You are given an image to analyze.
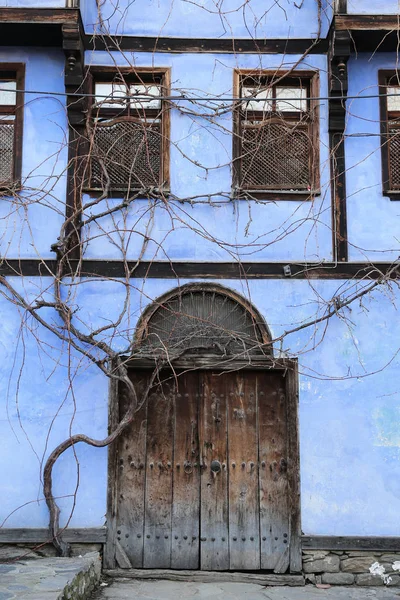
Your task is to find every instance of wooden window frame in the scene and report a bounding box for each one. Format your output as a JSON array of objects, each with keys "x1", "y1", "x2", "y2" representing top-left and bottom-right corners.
[
  {"x1": 379, "y1": 70, "x2": 400, "y2": 199},
  {"x1": 233, "y1": 69, "x2": 320, "y2": 200},
  {"x1": 0, "y1": 63, "x2": 24, "y2": 189},
  {"x1": 85, "y1": 67, "x2": 170, "y2": 197}
]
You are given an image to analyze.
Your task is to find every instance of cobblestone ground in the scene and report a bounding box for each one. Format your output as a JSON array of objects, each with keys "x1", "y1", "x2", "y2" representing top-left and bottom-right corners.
[
  {"x1": 93, "y1": 579, "x2": 400, "y2": 600},
  {"x1": 0, "y1": 553, "x2": 101, "y2": 600}
]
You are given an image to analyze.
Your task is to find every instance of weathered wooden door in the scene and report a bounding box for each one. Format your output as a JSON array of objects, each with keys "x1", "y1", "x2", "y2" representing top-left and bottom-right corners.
[{"x1": 115, "y1": 369, "x2": 294, "y2": 572}]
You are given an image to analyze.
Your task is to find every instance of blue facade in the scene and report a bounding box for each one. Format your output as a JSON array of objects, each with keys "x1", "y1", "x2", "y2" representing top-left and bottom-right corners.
[
  {"x1": 81, "y1": 0, "x2": 332, "y2": 39},
  {"x1": 0, "y1": 47, "x2": 67, "y2": 259},
  {"x1": 346, "y1": 53, "x2": 400, "y2": 262},
  {"x1": 83, "y1": 51, "x2": 331, "y2": 262},
  {"x1": 2, "y1": 277, "x2": 400, "y2": 535},
  {"x1": 0, "y1": 0, "x2": 400, "y2": 548},
  {"x1": 347, "y1": 1, "x2": 400, "y2": 14}
]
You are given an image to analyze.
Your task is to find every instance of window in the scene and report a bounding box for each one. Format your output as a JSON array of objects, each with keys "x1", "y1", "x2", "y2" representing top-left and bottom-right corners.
[
  {"x1": 379, "y1": 71, "x2": 400, "y2": 197},
  {"x1": 233, "y1": 70, "x2": 319, "y2": 198},
  {"x1": 88, "y1": 69, "x2": 169, "y2": 193},
  {"x1": 0, "y1": 65, "x2": 24, "y2": 187}
]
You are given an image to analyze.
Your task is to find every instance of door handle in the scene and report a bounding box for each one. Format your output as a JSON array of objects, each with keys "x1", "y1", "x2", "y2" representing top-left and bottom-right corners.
[
  {"x1": 184, "y1": 461, "x2": 193, "y2": 474},
  {"x1": 210, "y1": 460, "x2": 222, "y2": 473}
]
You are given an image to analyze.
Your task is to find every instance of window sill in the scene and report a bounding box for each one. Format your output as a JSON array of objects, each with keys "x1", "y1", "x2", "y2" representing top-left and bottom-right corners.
[
  {"x1": 383, "y1": 190, "x2": 400, "y2": 200},
  {"x1": 233, "y1": 189, "x2": 321, "y2": 201},
  {"x1": 83, "y1": 186, "x2": 170, "y2": 199}
]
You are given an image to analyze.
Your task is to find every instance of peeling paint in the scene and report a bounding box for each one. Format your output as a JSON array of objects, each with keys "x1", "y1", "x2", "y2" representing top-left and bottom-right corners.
[{"x1": 373, "y1": 405, "x2": 400, "y2": 448}]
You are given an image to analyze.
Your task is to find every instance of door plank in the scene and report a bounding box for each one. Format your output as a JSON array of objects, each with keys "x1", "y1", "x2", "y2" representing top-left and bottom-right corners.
[
  {"x1": 115, "y1": 539, "x2": 133, "y2": 568},
  {"x1": 143, "y1": 374, "x2": 175, "y2": 568},
  {"x1": 258, "y1": 372, "x2": 290, "y2": 572},
  {"x1": 199, "y1": 371, "x2": 229, "y2": 570},
  {"x1": 171, "y1": 372, "x2": 200, "y2": 569},
  {"x1": 286, "y1": 363, "x2": 302, "y2": 573},
  {"x1": 228, "y1": 372, "x2": 260, "y2": 570},
  {"x1": 116, "y1": 372, "x2": 149, "y2": 568}
]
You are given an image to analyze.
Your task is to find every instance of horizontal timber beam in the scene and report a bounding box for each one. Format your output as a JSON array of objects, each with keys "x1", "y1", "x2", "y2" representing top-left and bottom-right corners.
[
  {"x1": 0, "y1": 8, "x2": 79, "y2": 25},
  {"x1": 333, "y1": 16, "x2": 400, "y2": 53},
  {"x1": 0, "y1": 8, "x2": 81, "y2": 24},
  {"x1": 302, "y1": 536, "x2": 400, "y2": 552},
  {"x1": 1, "y1": 260, "x2": 399, "y2": 279},
  {"x1": 84, "y1": 35, "x2": 328, "y2": 54},
  {"x1": 104, "y1": 569, "x2": 304, "y2": 586},
  {"x1": 0, "y1": 8, "x2": 81, "y2": 47},
  {"x1": 335, "y1": 15, "x2": 400, "y2": 31},
  {"x1": 0, "y1": 260, "x2": 399, "y2": 279},
  {"x1": 0, "y1": 527, "x2": 106, "y2": 544}
]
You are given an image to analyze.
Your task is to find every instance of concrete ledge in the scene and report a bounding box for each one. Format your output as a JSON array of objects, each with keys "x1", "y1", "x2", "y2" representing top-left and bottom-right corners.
[{"x1": 0, "y1": 552, "x2": 101, "y2": 599}]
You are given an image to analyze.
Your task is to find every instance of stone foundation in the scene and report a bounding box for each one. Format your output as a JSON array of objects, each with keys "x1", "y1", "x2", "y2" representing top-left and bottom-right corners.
[
  {"x1": 0, "y1": 552, "x2": 101, "y2": 599},
  {"x1": 2, "y1": 543, "x2": 399, "y2": 587},
  {"x1": 0, "y1": 542, "x2": 103, "y2": 561},
  {"x1": 303, "y1": 551, "x2": 400, "y2": 586}
]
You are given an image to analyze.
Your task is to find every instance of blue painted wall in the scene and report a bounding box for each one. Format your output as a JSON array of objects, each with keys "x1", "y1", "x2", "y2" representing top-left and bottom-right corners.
[
  {"x1": 0, "y1": 278, "x2": 108, "y2": 528},
  {"x1": 1, "y1": 276, "x2": 400, "y2": 535},
  {"x1": 0, "y1": 0, "x2": 399, "y2": 541},
  {"x1": 345, "y1": 53, "x2": 400, "y2": 262},
  {"x1": 347, "y1": 1, "x2": 400, "y2": 14},
  {"x1": 0, "y1": 48, "x2": 67, "y2": 259},
  {"x1": 0, "y1": 1, "x2": 65, "y2": 6},
  {"x1": 83, "y1": 51, "x2": 332, "y2": 262},
  {"x1": 81, "y1": 0, "x2": 332, "y2": 39}
]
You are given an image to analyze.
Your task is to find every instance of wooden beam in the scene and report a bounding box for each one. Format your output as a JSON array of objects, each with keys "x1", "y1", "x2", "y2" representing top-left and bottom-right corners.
[
  {"x1": 0, "y1": 8, "x2": 79, "y2": 25},
  {"x1": 104, "y1": 569, "x2": 305, "y2": 586},
  {"x1": 84, "y1": 34, "x2": 328, "y2": 55},
  {"x1": 62, "y1": 21, "x2": 86, "y2": 261},
  {"x1": 329, "y1": 29, "x2": 351, "y2": 263},
  {"x1": 0, "y1": 8, "x2": 82, "y2": 48},
  {"x1": 0, "y1": 260, "x2": 399, "y2": 280},
  {"x1": 302, "y1": 536, "x2": 400, "y2": 552},
  {"x1": 287, "y1": 361, "x2": 302, "y2": 573},
  {"x1": 0, "y1": 527, "x2": 107, "y2": 544},
  {"x1": 336, "y1": 15, "x2": 400, "y2": 31}
]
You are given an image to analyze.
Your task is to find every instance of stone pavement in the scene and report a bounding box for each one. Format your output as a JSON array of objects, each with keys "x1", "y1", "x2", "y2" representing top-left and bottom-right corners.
[
  {"x1": 93, "y1": 579, "x2": 400, "y2": 600},
  {"x1": 0, "y1": 552, "x2": 101, "y2": 600}
]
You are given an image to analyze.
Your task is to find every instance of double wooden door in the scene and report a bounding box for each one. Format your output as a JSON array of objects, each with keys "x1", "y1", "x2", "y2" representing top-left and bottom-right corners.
[{"x1": 115, "y1": 369, "x2": 291, "y2": 571}]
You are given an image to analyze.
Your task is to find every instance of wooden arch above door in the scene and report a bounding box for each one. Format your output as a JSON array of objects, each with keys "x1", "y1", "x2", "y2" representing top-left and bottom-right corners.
[
  {"x1": 134, "y1": 283, "x2": 273, "y2": 359},
  {"x1": 105, "y1": 284, "x2": 301, "y2": 575}
]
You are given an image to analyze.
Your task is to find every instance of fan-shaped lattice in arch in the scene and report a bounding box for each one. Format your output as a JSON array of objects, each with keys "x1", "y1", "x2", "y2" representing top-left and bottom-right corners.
[{"x1": 135, "y1": 284, "x2": 271, "y2": 357}]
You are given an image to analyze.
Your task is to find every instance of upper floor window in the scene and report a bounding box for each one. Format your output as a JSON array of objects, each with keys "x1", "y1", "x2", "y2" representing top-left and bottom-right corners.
[
  {"x1": 233, "y1": 70, "x2": 319, "y2": 198},
  {"x1": 88, "y1": 69, "x2": 169, "y2": 194},
  {"x1": 379, "y1": 71, "x2": 400, "y2": 197},
  {"x1": 0, "y1": 64, "x2": 24, "y2": 188}
]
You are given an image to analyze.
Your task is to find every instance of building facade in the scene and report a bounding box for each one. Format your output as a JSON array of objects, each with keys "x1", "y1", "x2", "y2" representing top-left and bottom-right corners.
[{"x1": 0, "y1": 0, "x2": 400, "y2": 585}]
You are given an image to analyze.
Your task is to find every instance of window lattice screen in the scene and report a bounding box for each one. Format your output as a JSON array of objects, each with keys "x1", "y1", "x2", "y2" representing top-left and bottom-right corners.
[
  {"x1": 91, "y1": 119, "x2": 161, "y2": 189},
  {"x1": 140, "y1": 290, "x2": 269, "y2": 356},
  {"x1": 241, "y1": 120, "x2": 310, "y2": 189},
  {"x1": 388, "y1": 124, "x2": 400, "y2": 188},
  {"x1": 0, "y1": 123, "x2": 14, "y2": 183}
]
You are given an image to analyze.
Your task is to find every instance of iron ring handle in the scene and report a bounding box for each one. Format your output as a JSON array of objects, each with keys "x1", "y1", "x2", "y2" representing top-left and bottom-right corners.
[{"x1": 184, "y1": 461, "x2": 193, "y2": 474}]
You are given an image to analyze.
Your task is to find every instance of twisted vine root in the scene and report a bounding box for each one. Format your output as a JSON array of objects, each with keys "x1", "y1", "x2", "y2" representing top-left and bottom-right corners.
[{"x1": 43, "y1": 365, "x2": 160, "y2": 556}]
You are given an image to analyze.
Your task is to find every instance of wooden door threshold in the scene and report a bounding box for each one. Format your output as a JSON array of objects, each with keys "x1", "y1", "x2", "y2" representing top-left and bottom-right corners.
[{"x1": 104, "y1": 569, "x2": 305, "y2": 586}]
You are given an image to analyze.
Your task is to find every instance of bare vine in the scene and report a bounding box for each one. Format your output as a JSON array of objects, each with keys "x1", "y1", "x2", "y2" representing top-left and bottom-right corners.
[{"x1": 0, "y1": 0, "x2": 399, "y2": 558}]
